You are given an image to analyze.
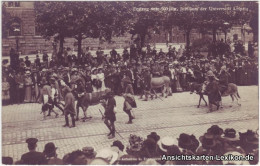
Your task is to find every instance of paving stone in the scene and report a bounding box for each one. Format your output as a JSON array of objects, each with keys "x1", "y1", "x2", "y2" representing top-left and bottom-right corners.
[{"x1": 2, "y1": 86, "x2": 258, "y2": 162}]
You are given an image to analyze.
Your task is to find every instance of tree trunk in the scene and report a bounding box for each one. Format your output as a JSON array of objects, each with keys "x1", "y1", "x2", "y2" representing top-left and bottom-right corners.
[
  {"x1": 140, "y1": 33, "x2": 146, "y2": 48},
  {"x1": 77, "y1": 33, "x2": 82, "y2": 59},
  {"x1": 186, "y1": 29, "x2": 191, "y2": 53},
  {"x1": 58, "y1": 35, "x2": 64, "y2": 60},
  {"x1": 224, "y1": 31, "x2": 227, "y2": 43},
  {"x1": 212, "y1": 28, "x2": 217, "y2": 43},
  {"x1": 59, "y1": 36, "x2": 64, "y2": 54}
]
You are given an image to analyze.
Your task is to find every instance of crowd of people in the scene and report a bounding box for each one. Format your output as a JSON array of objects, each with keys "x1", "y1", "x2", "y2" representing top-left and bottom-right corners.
[
  {"x1": 2, "y1": 39, "x2": 258, "y2": 106},
  {"x1": 2, "y1": 125, "x2": 259, "y2": 165},
  {"x1": 2, "y1": 40, "x2": 258, "y2": 164}
]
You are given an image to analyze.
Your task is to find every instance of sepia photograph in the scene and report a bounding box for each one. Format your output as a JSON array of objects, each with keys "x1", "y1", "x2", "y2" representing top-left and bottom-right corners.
[{"x1": 1, "y1": 0, "x2": 259, "y2": 165}]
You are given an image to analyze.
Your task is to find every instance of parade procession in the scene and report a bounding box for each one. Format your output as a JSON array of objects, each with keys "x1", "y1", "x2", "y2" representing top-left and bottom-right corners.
[{"x1": 1, "y1": 1, "x2": 259, "y2": 165}]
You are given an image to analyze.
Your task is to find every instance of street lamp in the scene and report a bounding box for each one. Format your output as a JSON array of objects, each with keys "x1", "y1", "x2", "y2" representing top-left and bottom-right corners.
[
  {"x1": 242, "y1": 23, "x2": 251, "y2": 45},
  {"x1": 14, "y1": 28, "x2": 20, "y2": 52},
  {"x1": 11, "y1": 22, "x2": 21, "y2": 52},
  {"x1": 223, "y1": 22, "x2": 230, "y2": 43}
]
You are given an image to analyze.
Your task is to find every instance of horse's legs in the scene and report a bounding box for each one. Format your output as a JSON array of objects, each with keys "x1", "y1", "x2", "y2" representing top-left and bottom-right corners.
[
  {"x1": 201, "y1": 95, "x2": 208, "y2": 106},
  {"x1": 164, "y1": 86, "x2": 168, "y2": 98},
  {"x1": 234, "y1": 94, "x2": 241, "y2": 106},
  {"x1": 198, "y1": 95, "x2": 202, "y2": 108},
  {"x1": 76, "y1": 104, "x2": 80, "y2": 121},
  {"x1": 161, "y1": 87, "x2": 164, "y2": 97},
  {"x1": 230, "y1": 94, "x2": 234, "y2": 102},
  {"x1": 152, "y1": 89, "x2": 157, "y2": 98}
]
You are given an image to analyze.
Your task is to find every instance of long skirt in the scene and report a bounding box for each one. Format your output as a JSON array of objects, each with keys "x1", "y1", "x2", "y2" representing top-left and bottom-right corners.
[
  {"x1": 175, "y1": 76, "x2": 183, "y2": 92},
  {"x1": 24, "y1": 85, "x2": 32, "y2": 102}
]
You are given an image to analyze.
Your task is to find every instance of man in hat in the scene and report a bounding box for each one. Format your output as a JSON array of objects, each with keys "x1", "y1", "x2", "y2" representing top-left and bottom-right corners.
[
  {"x1": 21, "y1": 138, "x2": 47, "y2": 164},
  {"x1": 15, "y1": 70, "x2": 25, "y2": 104},
  {"x1": 49, "y1": 78, "x2": 64, "y2": 114},
  {"x1": 102, "y1": 92, "x2": 116, "y2": 139},
  {"x1": 35, "y1": 54, "x2": 41, "y2": 68},
  {"x1": 122, "y1": 74, "x2": 134, "y2": 95},
  {"x1": 74, "y1": 79, "x2": 86, "y2": 120},
  {"x1": 61, "y1": 83, "x2": 76, "y2": 128},
  {"x1": 123, "y1": 93, "x2": 136, "y2": 124},
  {"x1": 43, "y1": 142, "x2": 63, "y2": 164},
  {"x1": 110, "y1": 48, "x2": 118, "y2": 63},
  {"x1": 123, "y1": 48, "x2": 130, "y2": 61},
  {"x1": 206, "y1": 75, "x2": 221, "y2": 112},
  {"x1": 25, "y1": 56, "x2": 31, "y2": 67},
  {"x1": 218, "y1": 68, "x2": 230, "y2": 95}
]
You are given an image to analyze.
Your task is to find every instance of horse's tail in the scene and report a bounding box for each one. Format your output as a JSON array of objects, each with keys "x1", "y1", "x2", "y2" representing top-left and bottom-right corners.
[{"x1": 237, "y1": 92, "x2": 240, "y2": 98}]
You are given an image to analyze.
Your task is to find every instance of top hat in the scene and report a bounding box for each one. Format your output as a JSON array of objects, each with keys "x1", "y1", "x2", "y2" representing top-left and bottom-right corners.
[{"x1": 147, "y1": 132, "x2": 160, "y2": 142}]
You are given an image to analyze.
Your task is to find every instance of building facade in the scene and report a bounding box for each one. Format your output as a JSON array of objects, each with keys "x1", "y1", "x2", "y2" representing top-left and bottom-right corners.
[{"x1": 2, "y1": 2, "x2": 253, "y2": 56}]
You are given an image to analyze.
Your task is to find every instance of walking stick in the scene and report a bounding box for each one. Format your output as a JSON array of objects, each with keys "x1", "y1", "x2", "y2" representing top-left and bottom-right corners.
[{"x1": 99, "y1": 109, "x2": 105, "y2": 120}]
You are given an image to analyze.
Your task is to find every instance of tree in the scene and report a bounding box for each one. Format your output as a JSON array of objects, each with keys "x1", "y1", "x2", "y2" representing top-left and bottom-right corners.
[
  {"x1": 128, "y1": 2, "x2": 167, "y2": 49},
  {"x1": 164, "y1": 2, "x2": 203, "y2": 52},
  {"x1": 35, "y1": 2, "x2": 133, "y2": 58},
  {"x1": 35, "y1": 2, "x2": 72, "y2": 57}
]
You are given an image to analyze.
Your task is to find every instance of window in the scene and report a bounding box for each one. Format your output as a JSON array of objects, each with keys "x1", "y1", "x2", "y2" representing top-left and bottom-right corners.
[
  {"x1": 7, "y1": 2, "x2": 20, "y2": 7},
  {"x1": 9, "y1": 17, "x2": 22, "y2": 36}
]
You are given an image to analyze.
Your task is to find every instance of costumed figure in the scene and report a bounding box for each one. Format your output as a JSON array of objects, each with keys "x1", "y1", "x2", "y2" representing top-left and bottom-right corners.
[
  {"x1": 97, "y1": 67, "x2": 105, "y2": 91},
  {"x1": 101, "y1": 92, "x2": 116, "y2": 139},
  {"x1": 123, "y1": 93, "x2": 137, "y2": 124},
  {"x1": 206, "y1": 74, "x2": 221, "y2": 113},
  {"x1": 61, "y1": 82, "x2": 76, "y2": 128},
  {"x1": 24, "y1": 71, "x2": 33, "y2": 103}
]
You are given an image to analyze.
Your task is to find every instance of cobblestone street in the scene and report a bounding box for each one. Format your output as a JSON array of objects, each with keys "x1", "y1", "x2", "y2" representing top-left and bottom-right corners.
[{"x1": 2, "y1": 86, "x2": 258, "y2": 162}]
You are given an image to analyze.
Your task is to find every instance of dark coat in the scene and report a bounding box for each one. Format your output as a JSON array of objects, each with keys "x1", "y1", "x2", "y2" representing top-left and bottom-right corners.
[
  {"x1": 64, "y1": 92, "x2": 75, "y2": 115},
  {"x1": 104, "y1": 97, "x2": 116, "y2": 121},
  {"x1": 21, "y1": 151, "x2": 47, "y2": 165},
  {"x1": 206, "y1": 80, "x2": 221, "y2": 104}
]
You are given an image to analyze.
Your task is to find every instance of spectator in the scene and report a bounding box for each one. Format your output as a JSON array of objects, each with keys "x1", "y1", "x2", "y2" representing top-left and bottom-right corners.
[
  {"x1": 43, "y1": 142, "x2": 63, "y2": 165},
  {"x1": 20, "y1": 138, "x2": 47, "y2": 165},
  {"x1": 82, "y1": 146, "x2": 97, "y2": 164}
]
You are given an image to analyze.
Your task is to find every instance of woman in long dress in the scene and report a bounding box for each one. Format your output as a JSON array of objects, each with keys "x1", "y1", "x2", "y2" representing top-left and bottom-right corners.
[
  {"x1": 2, "y1": 76, "x2": 10, "y2": 105},
  {"x1": 97, "y1": 67, "x2": 106, "y2": 91},
  {"x1": 24, "y1": 71, "x2": 33, "y2": 103},
  {"x1": 175, "y1": 64, "x2": 183, "y2": 92},
  {"x1": 32, "y1": 71, "x2": 40, "y2": 103}
]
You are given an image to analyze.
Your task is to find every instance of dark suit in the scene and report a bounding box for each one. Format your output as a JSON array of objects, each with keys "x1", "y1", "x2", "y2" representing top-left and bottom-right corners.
[
  {"x1": 104, "y1": 96, "x2": 116, "y2": 136},
  {"x1": 21, "y1": 151, "x2": 47, "y2": 165}
]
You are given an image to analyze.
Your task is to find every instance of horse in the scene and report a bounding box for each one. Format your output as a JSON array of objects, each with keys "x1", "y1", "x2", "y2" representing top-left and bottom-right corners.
[
  {"x1": 76, "y1": 88, "x2": 111, "y2": 121},
  {"x1": 189, "y1": 82, "x2": 208, "y2": 108},
  {"x1": 201, "y1": 82, "x2": 241, "y2": 107},
  {"x1": 149, "y1": 76, "x2": 171, "y2": 99}
]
